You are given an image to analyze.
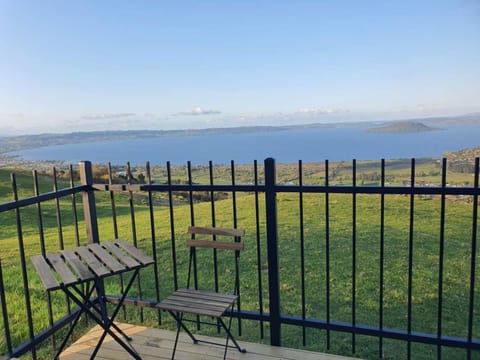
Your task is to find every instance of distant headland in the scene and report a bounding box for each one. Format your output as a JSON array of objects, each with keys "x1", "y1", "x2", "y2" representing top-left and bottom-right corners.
[{"x1": 367, "y1": 120, "x2": 440, "y2": 133}]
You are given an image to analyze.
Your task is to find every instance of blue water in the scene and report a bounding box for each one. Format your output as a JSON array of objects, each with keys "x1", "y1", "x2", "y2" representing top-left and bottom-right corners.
[{"x1": 9, "y1": 125, "x2": 480, "y2": 165}]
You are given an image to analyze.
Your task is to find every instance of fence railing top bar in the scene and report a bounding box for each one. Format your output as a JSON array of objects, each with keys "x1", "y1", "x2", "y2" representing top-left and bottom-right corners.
[
  {"x1": 90, "y1": 182, "x2": 480, "y2": 197},
  {"x1": 93, "y1": 183, "x2": 262, "y2": 193},
  {"x1": 0, "y1": 185, "x2": 88, "y2": 213}
]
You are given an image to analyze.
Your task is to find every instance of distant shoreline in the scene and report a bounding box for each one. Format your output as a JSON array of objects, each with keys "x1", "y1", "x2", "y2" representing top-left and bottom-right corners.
[{"x1": 1, "y1": 112, "x2": 479, "y2": 155}]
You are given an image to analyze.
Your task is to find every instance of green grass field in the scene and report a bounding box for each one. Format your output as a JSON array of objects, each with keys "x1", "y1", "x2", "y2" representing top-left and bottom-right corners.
[{"x1": 0, "y1": 164, "x2": 479, "y2": 359}]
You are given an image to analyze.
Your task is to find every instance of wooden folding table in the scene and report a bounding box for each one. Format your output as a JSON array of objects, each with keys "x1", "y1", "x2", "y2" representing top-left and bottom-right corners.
[{"x1": 31, "y1": 239, "x2": 153, "y2": 360}]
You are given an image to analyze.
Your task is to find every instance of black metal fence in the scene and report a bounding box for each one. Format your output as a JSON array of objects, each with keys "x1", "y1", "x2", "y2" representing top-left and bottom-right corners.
[{"x1": 0, "y1": 158, "x2": 479, "y2": 359}]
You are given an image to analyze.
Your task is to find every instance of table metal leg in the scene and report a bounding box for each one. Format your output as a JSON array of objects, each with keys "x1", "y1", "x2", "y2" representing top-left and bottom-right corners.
[{"x1": 61, "y1": 270, "x2": 142, "y2": 360}]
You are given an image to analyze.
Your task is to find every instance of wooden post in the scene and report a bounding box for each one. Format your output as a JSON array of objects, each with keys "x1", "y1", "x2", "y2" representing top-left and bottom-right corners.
[{"x1": 79, "y1": 161, "x2": 100, "y2": 244}]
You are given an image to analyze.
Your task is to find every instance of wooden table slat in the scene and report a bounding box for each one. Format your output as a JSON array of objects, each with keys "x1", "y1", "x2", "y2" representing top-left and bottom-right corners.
[
  {"x1": 61, "y1": 250, "x2": 95, "y2": 281},
  {"x1": 46, "y1": 253, "x2": 78, "y2": 285},
  {"x1": 31, "y1": 255, "x2": 60, "y2": 290},
  {"x1": 115, "y1": 239, "x2": 154, "y2": 266},
  {"x1": 88, "y1": 244, "x2": 125, "y2": 273},
  {"x1": 75, "y1": 246, "x2": 111, "y2": 277},
  {"x1": 102, "y1": 241, "x2": 141, "y2": 269}
]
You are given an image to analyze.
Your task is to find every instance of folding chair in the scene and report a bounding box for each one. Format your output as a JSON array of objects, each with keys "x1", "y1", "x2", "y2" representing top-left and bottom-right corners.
[{"x1": 157, "y1": 226, "x2": 247, "y2": 360}]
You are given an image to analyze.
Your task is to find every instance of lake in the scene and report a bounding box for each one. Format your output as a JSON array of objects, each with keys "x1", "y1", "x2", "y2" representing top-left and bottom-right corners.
[{"x1": 9, "y1": 125, "x2": 480, "y2": 165}]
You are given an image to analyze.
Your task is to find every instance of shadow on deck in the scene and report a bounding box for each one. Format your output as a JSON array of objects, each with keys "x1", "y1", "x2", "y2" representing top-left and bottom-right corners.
[{"x1": 59, "y1": 322, "x2": 356, "y2": 360}]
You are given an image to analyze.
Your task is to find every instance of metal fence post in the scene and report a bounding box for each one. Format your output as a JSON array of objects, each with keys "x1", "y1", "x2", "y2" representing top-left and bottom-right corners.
[
  {"x1": 264, "y1": 157, "x2": 281, "y2": 346},
  {"x1": 80, "y1": 161, "x2": 100, "y2": 244}
]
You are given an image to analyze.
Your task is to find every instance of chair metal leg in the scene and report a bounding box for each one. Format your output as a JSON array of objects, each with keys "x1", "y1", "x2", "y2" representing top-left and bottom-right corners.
[
  {"x1": 219, "y1": 317, "x2": 246, "y2": 355},
  {"x1": 223, "y1": 315, "x2": 231, "y2": 360},
  {"x1": 171, "y1": 314, "x2": 182, "y2": 360}
]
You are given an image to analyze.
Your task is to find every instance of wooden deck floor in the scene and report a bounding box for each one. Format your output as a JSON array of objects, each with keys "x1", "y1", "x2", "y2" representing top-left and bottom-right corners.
[{"x1": 59, "y1": 322, "x2": 355, "y2": 360}]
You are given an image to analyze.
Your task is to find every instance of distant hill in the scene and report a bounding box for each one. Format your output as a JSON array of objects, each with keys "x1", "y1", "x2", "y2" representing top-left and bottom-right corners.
[
  {"x1": 367, "y1": 121, "x2": 440, "y2": 133},
  {"x1": 444, "y1": 147, "x2": 480, "y2": 173}
]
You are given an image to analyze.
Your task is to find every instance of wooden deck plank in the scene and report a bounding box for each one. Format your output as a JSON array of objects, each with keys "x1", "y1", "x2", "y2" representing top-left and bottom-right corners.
[{"x1": 60, "y1": 323, "x2": 357, "y2": 360}]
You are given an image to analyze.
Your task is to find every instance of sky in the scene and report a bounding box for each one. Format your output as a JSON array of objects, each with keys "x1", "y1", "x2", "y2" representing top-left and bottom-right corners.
[{"x1": 0, "y1": 0, "x2": 479, "y2": 135}]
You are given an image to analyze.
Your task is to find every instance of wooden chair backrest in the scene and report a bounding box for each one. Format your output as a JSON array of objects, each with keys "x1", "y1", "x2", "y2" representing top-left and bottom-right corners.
[{"x1": 187, "y1": 226, "x2": 245, "y2": 251}]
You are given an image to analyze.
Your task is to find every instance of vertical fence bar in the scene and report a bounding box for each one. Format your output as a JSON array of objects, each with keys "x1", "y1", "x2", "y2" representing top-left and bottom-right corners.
[
  {"x1": 379, "y1": 159, "x2": 385, "y2": 358},
  {"x1": 127, "y1": 162, "x2": 143, "y2": 322},
  {"x1": 108, "y1": 163, "x2": 126, "y2": 320},
  {"x1": 437, "y1": 158, "x2": 447, "y2": 360},
  {"x1": 69, "y1": 165, "x2": 80, "y2": 247},
  {"x1": 127, "y1": 162, "x2": 138, "y2": 247},
  {"x1": 33, "y1": 171, "x2": 47, "y2": 257},
  {"x1": 209, "y1": 161, "x2": 219, "y2": 294},
  {"x1": 33, "y1": 170, "x2": 56, "y2": 349},
  {"x1": 254, "y1": 160, "x2": 265, "y2": 339},
  {"x1": 187, "y1": 161, "x2": 198, "y2": 292},
  {"x1": 231, "y1": 160, "x2": 243, "y2": 336},
  {"x1": 146, "y1": 161, "x2": 161, "y2": 324},
  {"x1": 79, "y1": 161, "x2": 100, "y2": 244},
  {"x1": 352, "y1": 159, "x2": 357, "y2": 354},
  {"x1": 187, "y1": 161, "x2": 201, "y2": 330},
  {"x1": 167, "y1": 162, "x2": 178, "y2": 291},
  {"x1": 325, "y1": 160, "x2": 331, "y2": 350},
  {"x1": 209, "y1": 161, "x2": 220, "y2": 334},
  {"x1": 53, "y1": 167, "x2": 72, "y2": 321},
  {"x1": 299, "y1": 160, "x2": 307, "y2": 346},
  {"x1": 264, "y1": 158, "x2": 281, "y2": 346},
  {"x1": 108, "y1": 162, "x2": 119, "y2": 239},
  {"x1": 11, "y1": 173, "x2": 37, "y2": 359},
  {"x1": 467, "y1": 157, "x2": 479, "y2": 360},
  {"x1": 53, "y1": 167, "x2": 65, "y2": 250},
  {"x1": 0, "y1": 259, "x2": 13, "y2": 355},
  {"x1": 231, "y1": 160, "x2": 238, "y2": 229},
  {"x1": 407, "y1": 159, "x2": 416, "y2": 359}
]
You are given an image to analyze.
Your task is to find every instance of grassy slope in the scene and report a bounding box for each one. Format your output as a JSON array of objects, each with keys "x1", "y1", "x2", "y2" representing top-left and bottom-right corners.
[{"x1": 0, "y1": 167, "x2": 479, "y2": 359}]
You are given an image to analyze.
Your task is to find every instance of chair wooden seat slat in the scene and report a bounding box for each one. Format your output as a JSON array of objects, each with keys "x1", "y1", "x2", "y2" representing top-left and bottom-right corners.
[
  {"x1": 175, "y1": 288, "x2": 238, "y2": 302},
  {"x1": 157, "y1": 226, "x2": 246, "y2": 360},
  {"x1": 163, "y1": 291, "x2": 236, "y2": 309}
]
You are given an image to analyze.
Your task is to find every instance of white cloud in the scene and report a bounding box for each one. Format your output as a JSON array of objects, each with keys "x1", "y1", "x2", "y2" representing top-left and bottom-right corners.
[
  {"x1": 81, "y1": 113, "x2": 136, "y2": 120},
  {"x1": 175, "y1": 107, "x2": 221, "y2": 116},
  {"x1": 296, "y1": 108, "x2": 350, "y2": 115}
]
